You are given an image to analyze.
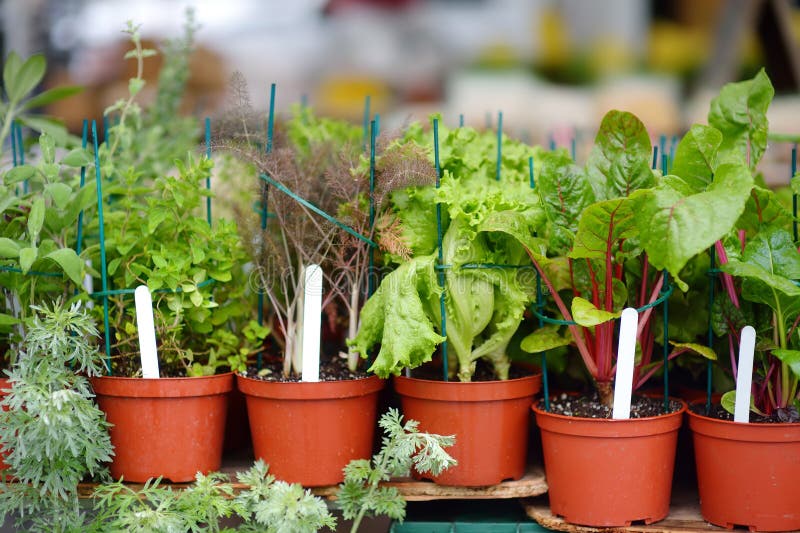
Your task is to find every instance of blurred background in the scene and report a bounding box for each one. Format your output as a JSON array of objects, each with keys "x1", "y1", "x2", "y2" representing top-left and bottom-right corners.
[{"x1": 2, "y1": 0, "x2": 800, "y2": 181}]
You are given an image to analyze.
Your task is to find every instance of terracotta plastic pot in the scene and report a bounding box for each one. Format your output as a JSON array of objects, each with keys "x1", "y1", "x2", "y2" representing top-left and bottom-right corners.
[
  {"x1": 91, "y1": 373, "x2": 232, "y2": 483},
  {"x1": 533, "y1": 400, "x2": 686, "y2": 527},
  {"x1": 237, "y1": 374, "x2": 385, "y2": 487},
  {"x1": 688, "y1": 409, "x2": 800, "y2": 531},
  {"x1": 394, "y1": 373, "x2": 541, "y2": 487}
]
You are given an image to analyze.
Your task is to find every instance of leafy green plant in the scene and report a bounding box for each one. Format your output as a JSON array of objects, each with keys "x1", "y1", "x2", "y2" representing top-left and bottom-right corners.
[
  {"x1": 91, "y1": 460, "x2": 336, "y2": 533},
  {"x1": 351, "y1": 123, "x2": 545, "y2": 381},
  {"x1": 0, "y1": 301, "x2": 113, "y2": 532},
  {"x1": 515, "y1": 107, "x2": 743, "y2": 406},
  {"x1": 84, "y1": 18, "x2": 265, "y2": 377},
  {"x1": 0, "y1": 132, "x2": 94, "y2": 346},
  {"x1": 0, "y1": 51, "x2": 80, "y2": 158},
  {"x1": 337, "y1": 408, "x2": 456, "y2": 532}
]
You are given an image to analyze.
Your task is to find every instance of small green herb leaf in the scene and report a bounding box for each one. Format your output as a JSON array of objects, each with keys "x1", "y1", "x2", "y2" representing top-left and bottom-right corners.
[
  {"x1": 4, "y1": 164, "x2": 36, "y2": 185},
  {"x1": 0, "y1": 237, "x2": 20, "y2": 258},
  {"x1": 45, "y1": 248, "x2": 84, "y2": 285},
  {"x1": 19, "y1": 246, "x2": 37, "y2": 273},
  {"x1": 27, "y1": 197, "x2": 45, "y2": 244}
]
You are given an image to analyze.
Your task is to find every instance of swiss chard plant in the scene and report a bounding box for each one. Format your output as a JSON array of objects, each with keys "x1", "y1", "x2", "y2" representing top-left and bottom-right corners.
[
  {"x1": 350, "y1": 123, "x2": 545, "y2": 381},
  {"x1": 517, "y1": 107, "x2": 754, "y2": 406},
  {"x1": 690, "y1": 70, "x2": 800, "y2": 420}
]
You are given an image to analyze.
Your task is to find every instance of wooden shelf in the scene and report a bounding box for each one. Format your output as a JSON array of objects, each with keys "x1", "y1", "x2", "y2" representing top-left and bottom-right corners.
[
  {"x1": 521, "y1": 495, "x2": 731, "y2": 532},
  {"x1": 77, "y1": 450, "x2": 548, "y2": 502}
]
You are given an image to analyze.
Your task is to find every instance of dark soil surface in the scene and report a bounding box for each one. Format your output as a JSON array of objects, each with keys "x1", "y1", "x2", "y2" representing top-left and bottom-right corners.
[
  {"x1": 540, "y1": 393, "x2": 682, "y2": 419},
  {"x1": 408, "y1": 359, "x2": 535, "y2": 382},
  {"x1": 240, "y1": 356, "x2": 371, "y2": 382},
  {"x1": 689, "y1": 403, "x2": 799, "y2": 423}
]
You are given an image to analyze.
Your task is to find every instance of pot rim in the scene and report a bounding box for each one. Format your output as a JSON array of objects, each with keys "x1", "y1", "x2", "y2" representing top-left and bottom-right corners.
[
  {"x1": 393, "y1": 373, "x2": 542, "y2": 402},
  {"x1": 235, "y1": 372, "x2": 385, "y2": 400},
  {"x1": 532, "y1": 398, "x2": 687, "y2": 438},
  {"x1": 91, "y1": 372, "x2": 234, "y2": 398},
  {"x1": 687, "y1": 407, "x2": 800, "y2": 441}
]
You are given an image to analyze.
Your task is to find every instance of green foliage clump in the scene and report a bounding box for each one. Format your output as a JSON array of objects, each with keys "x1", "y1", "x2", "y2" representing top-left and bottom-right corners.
[
  {"x1": 0, "y1": 301, "x2": 113, "y2": 532},
  {"x1": 337, "y1": 408, "x2": 456, "y2": 532},
  {"x1": 91, "y1": 460, "x2": 336, "y2": 533}
]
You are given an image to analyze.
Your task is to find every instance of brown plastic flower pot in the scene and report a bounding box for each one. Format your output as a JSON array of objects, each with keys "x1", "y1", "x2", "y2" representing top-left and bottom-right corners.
[
  {"x1": 688, "y1": 410, "x2": 800, "y2": 532},
  {"x1": 393, "y1": 373, "x2": 541, "y2": 487},
  {"x1": 91, "y1": 373, "x2": 232, "y2": 483},
  {"x1": 532, "y1": 400, "x2": 685, "y2": 527},
  {"x1": 236, "y1": 374, "x2": 385, "y2": 487}
]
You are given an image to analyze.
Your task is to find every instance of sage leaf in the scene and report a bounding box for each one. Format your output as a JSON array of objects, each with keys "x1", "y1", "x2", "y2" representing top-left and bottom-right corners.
[
  {"x1": 27, "y1": 197, "x2": 45, "y2": 245},
  {"x1": 4, "y1": 53, "x2": 45, "y2": 102},
  {"x1": 45, "y1": 248, "x2": 84, "y2": 285},
  {"x1": 0, "y1": 238, "x2": 20, "y2": 258},
  {"x1": 3, "y1": 164, "x2": 36, "y2": 185},
  {"x1": 19, "y1": 247, "x2": 37, "y2": 273}
]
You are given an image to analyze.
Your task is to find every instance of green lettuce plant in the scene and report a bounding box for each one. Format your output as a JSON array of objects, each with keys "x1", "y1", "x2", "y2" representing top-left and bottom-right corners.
[{"x1": 350, "y1": 123, "x2": 544, "y2": 381}]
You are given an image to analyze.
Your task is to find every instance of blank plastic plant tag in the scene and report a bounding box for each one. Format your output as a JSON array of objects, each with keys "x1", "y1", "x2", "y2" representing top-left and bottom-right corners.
[
  {"x1": 612, "y1": 308, "x2": 639, "y2": 420},
  {"x1": 301, "y1": 264, "x2": 323, "y2": 382},
  {"x1": 135, "y1": 285, "x2": 159, "y2": 379},
  {"x1": 734, "y1": 325, "x2": 756, "y2": 423},
  {"x1": 83, "y1": 260, "x2": 94, "y2": 308}
]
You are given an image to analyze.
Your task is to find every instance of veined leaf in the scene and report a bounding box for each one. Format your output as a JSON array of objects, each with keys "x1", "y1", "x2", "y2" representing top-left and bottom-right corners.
[
  {"x1": 708, "y1": 69, "x2": 774, "y2": 170},
  {"x1": 44, "y1": 248, "x2": 84, "y2": 285},
  {"x1": 569, "y1": 198, "x2": 636, "y2": 261},
  {"x1": 670, "y1": 124, "x2": 722, "y2": 192},
  {"x1": 536, "y1": 149, "x2": 593, "y2": 236},
  {"x1": 571, "y1": 296, "x2": 620, "y2": 327},
  {"x1": 632, "y1": 162, "x2": 753, "y2": 290},
  {"x1": 585, "y1": 110, "x2": 654, "y2": 200},
  {"x1": 772, "y1": 349, "x2": 800, "y2": 380},
  {"x1": 520, "y1": 324, "x2": 572, "y2": 353}
]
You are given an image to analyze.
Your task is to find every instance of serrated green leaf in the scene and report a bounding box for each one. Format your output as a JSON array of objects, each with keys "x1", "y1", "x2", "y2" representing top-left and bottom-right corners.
[
  {"x1": 19, "y1": 246, "x2": 37, "y2": 273},
  {"x1": 670, "y1": 124, "x2": 723, "y2": 192},
  {"x1": 60, "y1": 147, "x2": 93, "y2": 167},
  {"x1": 585, "y1": 110, "x2": 655, "y2": 200},
  {"x1": 0, "y1": 237, "x2": 20, "y2": 258},
  {"x1": 571, "y1": 296, "x2": 620, "y2": 327},
  {"x1": 44, "y1": 248, "x2": 83, "y2": 285},
  {"x1": 708, "y1": 68, "x2": 774, "y2": 170},
  {"x1": 632, "y1": 162, "x2": 753, "y2": 290},
  {"x1": 520, "y1": 324, "x2": 572, "y2": 353},
  {"x1": 27, "y1": 197, "x2": 45, "y2": 244}
]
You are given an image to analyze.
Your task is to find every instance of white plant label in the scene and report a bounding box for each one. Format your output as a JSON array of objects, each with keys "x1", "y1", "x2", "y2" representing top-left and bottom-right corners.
[
  {"x1": 734, "y1": 325, "x2": 756, "y2": 423},
  {"x1": 301, "y1": 264, "x2": 323, "y2": 382},
  {"x1": 135, "y1": 285, "x2": 159, "y2": 379},
  {"x1": 612, "y1": 308, "x2": 639, "y2": 420},
  {"x1": 83, "y1": 260, "x2": 94, "y2": 308}
]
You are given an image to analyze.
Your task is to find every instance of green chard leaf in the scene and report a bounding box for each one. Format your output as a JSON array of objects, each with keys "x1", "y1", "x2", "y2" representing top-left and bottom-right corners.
[
  {"x1": 571, "y1": 296, "x2": 621, "y2": 327},
  {"x1": 520, "y1": 324, "x2": 573, "y2": 353},
  {"x1": 708, "y1": 68, "x2": 774, "y2": 170},
  {"x1": 585, "y1": 110, "x2": 655, "y2": 200},
  {"x1": 632, "y1": 162, "x2": 753, "y2": 290},
  {"x1": 569, "y1": 197, "x2": 636, "y2": 261},
  {"x1": 772, "y1": 349, "x2": 800, "y2": 380},
  {"x1": 536, "y1": 149, "x2": 593, "y2": 251},
  {"x1": 670, "y1": 124, "x2": 723, "y2": 192}
]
